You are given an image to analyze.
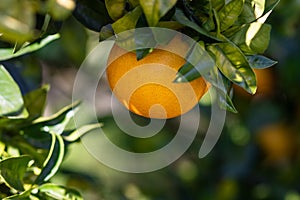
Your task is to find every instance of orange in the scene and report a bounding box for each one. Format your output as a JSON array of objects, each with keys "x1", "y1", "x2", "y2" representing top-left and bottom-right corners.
[
  {"x1": 106, "y1": 35, "x2": 209, "y2": 119},
  {"x1": 256, "y1": 123, "x2": 296, "y2": 163}
]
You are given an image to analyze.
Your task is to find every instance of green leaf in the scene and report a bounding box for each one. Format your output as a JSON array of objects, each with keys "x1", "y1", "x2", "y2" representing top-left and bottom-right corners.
[
  {"x1": 105, "y1": 0, "x2": 126, "y2": 20},
  {"x1": 23, "y1": 85, "x2": 49, "y2": 120},
  {"x1": 208, "y1": 43, "x2": 257, "y2": 94},
  {"x1": 262, "y1": 0, "x2": 280, "y2": 17},
  {"x1": 134, "y1": 15, "x2": 157, "y2": 60},
  {"x1": 139, "y1": 0, "x2": 177, "y2": 26},
  {"x1": 112, "y1": 6, "x2": 142, "y2": 34},
  {"x1": 32, "y1": 101, "x2": 81, "y2": 135},
  {"x1": 212, "y1": 0, "x2": 225, "y2": 11},
  {"x1": 231, "y1": 22, "x2": 271, "y2": 54},
  {"x1": 3, "y1": 188, "x2": 34, "y2": 200},
  {"x1": 38, "y1": 183, "x2": 83, "y2": 200},
  {"x1": 205, "y1": 67, "x2": 237, "y2": 112},
  {"x1": 34, "y1": 133, "x2": 65, "y2": 185},
  {"x1": 72, "y1": 0, "x2": 112, "y2": 32},
  {"x1": 247, "y1": 55, "x2": 277, "y2": 69},
  {"x1": 173, "y1": 9, "x2": 221, "y2": 41},
  {"x1": 0, "y1": 65, "x2": 28, "y2": 118},
  {"x1": 0, "y1": 0, "x2": 36, "y2": 43},
  {"x1": 218, "y1": 0, "x2": 244, "y2": 31},
  {"x1": 239, "y1": 0, "x2": 265, "y2": 24},
  {"x1": 46, "y1": 0, "x2": 75, "y2": 20},
  {"x1": 175, "y1": 42, "x2": 215, "y2": 82},
  {"x1": 0, "y1": 155, "x2": 32, "y2": 191},
  {"x1": 257, "y1": 0, "x2": 280, "y2": 23},
  {"x1": 63, "y1": 123, "x2": 103, "y2": 142},
  {"x1": 0, "y1": 34, "x2": 60, "y2": 61}
]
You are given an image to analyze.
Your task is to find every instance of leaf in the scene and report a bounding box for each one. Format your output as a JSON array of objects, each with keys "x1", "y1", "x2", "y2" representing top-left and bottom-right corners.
[
  {"x1": 175, "y1": 42, "x2": 215, "y2": 82},
  {"x1": 212, "y1": 0, "x2": 225, "y2": 11},
  {"x1": 0, "y1": 65, "x2": 28, "y2": 118},
  {"x1": 23, "y1": 85, "x2": 49, "y2": 120},
  {"x1": 134, "y1": 15, "x2": 156, "y2": 60},
  {"x1": 3, "y1": 188, "x2": 34, "y2": 200},
  {"x1": 0, "y1": 0, "x2": 36, "y2": 43},
  {"x1": 264, "y1": 0, "x2": 280, "y2": 14},
  {"x1": 32, "y1": 101, "x2": 81, "y2": 135},
  {"x1": 63, "y1": 123, "x2": 103, "y2": 142},
  {"x1": 0, "y1": 155, "x2": 32, "y2": 191},
  {"x1": 205, "y1": 66, "x2": 237, "y2": 112},
  {"x1": 38, "y1": 183, "x2": 83, "y2": 200},
  {"x1": 0, "y1": 34, "x2": 60, "y2": 61},
  {"x1": 173, "y1": 9, "x2": 221, "y2": 42},
  {"x1": 105, "y1": 0, "x2": 126, "y2": 20},
  {"x1": 99, "y1": 24, "x2": 114, "y2": 41},
  {"x1": 247, "y1": 55, "x2": 277, "y2": 69},
  {"x1": 72, "y1": 0, "x2": 112, "y2": 32},
  {"x1": 112, "y1": 6, "x2": 142, "y2": 34},
  {"x1": 231, "y1": 22, "x2": 271, "y2": 54},
  {"x1": 139, "y1": 0, "x2": 177, "y2": 26},
  {"x1": 47, "y1": 0, "x2": 75, "y2": 20},
  {"x1": 34, "y1": 133, "x2": 65, "y2": 185},
  {"x1": 239, "y1": 0, "x2": 265, "y2": 24},
  {"x1": 257, "y1": 0, "x2": 280, "y2": 23},
  {"x1": 218, "y1": 0, "x2": 244, "y2": 31},
  {"x1": 207, "y1": 43, "x2": 257, "y2": 94}
]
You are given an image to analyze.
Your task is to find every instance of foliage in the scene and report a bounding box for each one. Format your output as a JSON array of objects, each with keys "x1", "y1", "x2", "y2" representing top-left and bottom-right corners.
[
  {"x1": 0, "y1": 0, "x2": 282, "y2": 199},
  {"x1": 73, "y1": 0, "x2": 279, "y2": 112}
]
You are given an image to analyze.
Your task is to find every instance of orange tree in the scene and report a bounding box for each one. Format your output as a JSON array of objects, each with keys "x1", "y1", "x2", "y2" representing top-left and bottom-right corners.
[{"x1": 0, "y1": 0, "x2": 278, "y2": 199}]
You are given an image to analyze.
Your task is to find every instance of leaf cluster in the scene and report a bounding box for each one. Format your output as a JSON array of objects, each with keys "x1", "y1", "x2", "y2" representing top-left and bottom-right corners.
[{"x1": 0, "y1": 65, "x2": 101, "y2": 199}]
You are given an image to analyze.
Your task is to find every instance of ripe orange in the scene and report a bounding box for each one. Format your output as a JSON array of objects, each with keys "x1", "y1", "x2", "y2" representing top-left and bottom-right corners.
[{"x1": 106, "y1": 35, "x2": 209, "y2": 119}]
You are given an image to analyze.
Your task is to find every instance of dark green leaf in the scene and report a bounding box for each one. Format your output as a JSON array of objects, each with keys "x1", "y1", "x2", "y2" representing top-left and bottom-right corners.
[
  {"x1": 105, "y1": 0, "x2": 126, "y2": 20},
  {"x1": 34, "y1": 133, "x2": 65, "y2": 185},
  {"x1": 247, "y1": 55, "x2": 277, "y2": 69},
  {"x1": 208, "y1": 43, "x2": 257, "y2": 94},
  {"x1": 173, "y1": 9, "x2": 221, "y2": 41},
  {"x1": 0, "y1": 65, "x2": 28, "y2": 118},
  {"x1": 32, "y1": 101, "x2": 81, "y2": 135},
  {"x1": 205, "y1": 67, "x2": 237, "y2": 112},
  {"x1": 38, "y1": 183, "x2": 83, "y2": 200},
  {"x1": 218, "y1": 0, "x2": 244, "y2": 31},
  {"x1": 257, "y1": 0, "x2": 280, "y2": 23},
  {"x1": 72, "y1": 0, "x2": 112, "y2": 32},
  {"x1": 175, "y1": 42, "x2": 215, "y2": 82},
  {"x1": 175, "y1": 62, "x2": 201, "y2": 82},
  {"x1": 231, "y1": 22, "x2": 271, "y2": 54},
  {"x1": 139, "y1": 0, "x2": 177, "y2": 26},
  {"x1": 0, "y1": 34, "x2": 60, "y2": 61},
  {"x1": 239, "y1": 0, "x2": 265, "y2": 24},
  {"x1": 23, "y1": 85, "x2": 49, "y2": 120},
  {"x1": 262, "y1": 0, "x2": 280, "y2": 17},
  {"x1": 0, "y1": 155, "x2": 32, "y2": 191},
  {"x1": 63, "y1": 123, "x2": 103, "y2": 142}
]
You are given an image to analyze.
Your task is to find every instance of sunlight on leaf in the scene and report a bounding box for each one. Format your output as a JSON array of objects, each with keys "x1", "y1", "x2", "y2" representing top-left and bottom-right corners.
[
  {"x1": 0, "y1": 65, "x2": 28, "y2": 118},
  {"x1": 0, "y1": 34, "x2": 60, "y2": 61},
  {"x1": 35, "y1": 133, "x2": 65, "y2": 185}
]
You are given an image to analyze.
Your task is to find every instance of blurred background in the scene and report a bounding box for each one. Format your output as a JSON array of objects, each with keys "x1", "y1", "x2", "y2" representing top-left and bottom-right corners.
[{"x1": 5, "y1": 0, "x2": 300, "y2": 199}]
